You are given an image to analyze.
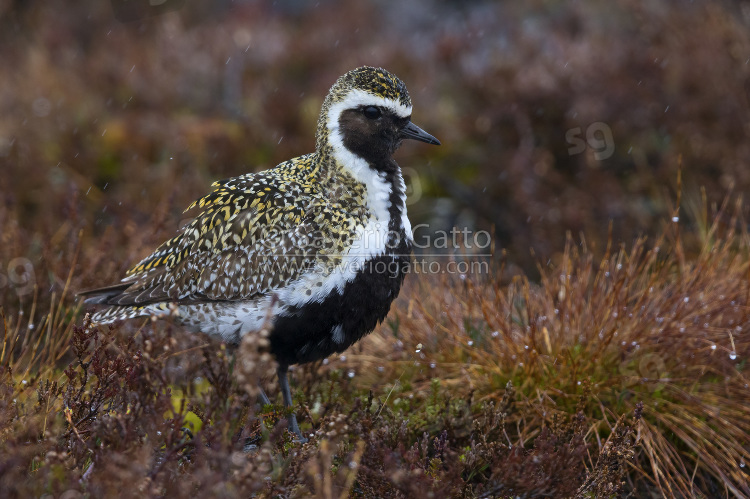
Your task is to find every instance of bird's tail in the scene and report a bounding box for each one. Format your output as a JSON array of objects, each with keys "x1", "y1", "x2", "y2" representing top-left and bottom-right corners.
[
  {"x1": 78, "y1": 283, "x2": 153, "y2": 323},
  {"x1": 77, "y1": 283, "x2": 132, "y2": 304}
]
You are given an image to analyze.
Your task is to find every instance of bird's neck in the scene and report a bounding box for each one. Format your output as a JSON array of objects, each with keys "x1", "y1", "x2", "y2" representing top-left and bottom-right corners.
[{"x1": 316, "y1": 144, "x2": 412, "y2": 244}]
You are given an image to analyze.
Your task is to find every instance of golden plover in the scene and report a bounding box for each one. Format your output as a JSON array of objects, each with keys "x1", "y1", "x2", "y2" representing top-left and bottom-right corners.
[{"x1": 81, "y1": 66, "x2": 440, "y2": 439}]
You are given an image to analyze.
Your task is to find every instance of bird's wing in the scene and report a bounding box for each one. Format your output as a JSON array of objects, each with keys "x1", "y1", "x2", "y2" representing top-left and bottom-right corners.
[{"x1": 83, "y1": 158, "x2": 367, "y2": 307}]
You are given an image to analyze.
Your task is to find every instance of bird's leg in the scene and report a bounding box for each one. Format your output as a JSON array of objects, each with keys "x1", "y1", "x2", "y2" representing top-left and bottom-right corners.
[
  {"x1": 277, "y1": 364, "x2": 307, "y2": 442},
  {"x1": 258, "y1": 386, "x2": 271, "y2": 407}
]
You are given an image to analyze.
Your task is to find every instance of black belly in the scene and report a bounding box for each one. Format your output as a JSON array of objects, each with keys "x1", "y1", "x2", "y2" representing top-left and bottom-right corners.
[{"x1": 270, "y1": 247, "x2": 411, "y2": 366}]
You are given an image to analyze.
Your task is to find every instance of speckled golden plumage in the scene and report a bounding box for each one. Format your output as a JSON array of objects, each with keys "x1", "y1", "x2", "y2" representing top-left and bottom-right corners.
[
  {"x1": 92, "y1": 157, "x2": 370, "y2": 316},
  {"x1": 85, "y1": 67, "x2": 410, "y2": 323}
]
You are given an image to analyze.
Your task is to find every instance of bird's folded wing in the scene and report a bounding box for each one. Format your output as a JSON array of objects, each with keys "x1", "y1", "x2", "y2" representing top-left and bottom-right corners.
[{"x1": 82, "y1": 168, "x2": 361, "y2": 307}]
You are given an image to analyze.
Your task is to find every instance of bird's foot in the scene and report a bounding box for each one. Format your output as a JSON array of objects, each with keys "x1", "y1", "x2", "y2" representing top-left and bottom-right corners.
[{"x1": 287, "y1": 412, "x2": 308, "y2": 444}]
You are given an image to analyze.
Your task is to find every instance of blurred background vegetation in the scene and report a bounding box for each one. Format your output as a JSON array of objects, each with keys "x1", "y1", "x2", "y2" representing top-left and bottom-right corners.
[{"x1": 3, "y1": 0, "x2": 750, "y2": 302}]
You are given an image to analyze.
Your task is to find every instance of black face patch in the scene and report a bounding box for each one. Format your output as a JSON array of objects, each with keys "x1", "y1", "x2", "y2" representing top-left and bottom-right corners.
[{"x1": 338, "y1": 108, "x2": 408, "y2": 165}]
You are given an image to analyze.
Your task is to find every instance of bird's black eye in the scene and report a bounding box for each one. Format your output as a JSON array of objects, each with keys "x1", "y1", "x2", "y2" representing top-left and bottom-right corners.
[{"x1": 362, "y1": 106, "x2": 381, "y2": 120}]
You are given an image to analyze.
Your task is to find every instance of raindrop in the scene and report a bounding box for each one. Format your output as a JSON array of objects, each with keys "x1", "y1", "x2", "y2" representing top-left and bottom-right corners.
[
  {"x1": 339, "y1": 355, "x2": 346, "y2": 362},
  {"x1": 430, "y1": 362, "x2": 436, "y2": 369},
  {"x1": 730, "y1": 351, "x2": 738, "y2": 360},
  {"x1": 679, "y1": 327, "x2": 685, "y2": 333},
  {"x1": 32, "y1": 97, "x2": 51, "y2": 117},
  {"x1": 711, "y1": 344, "x2": 717, "y2": 350},
  {"x1": 671, "y1": 216, "x2": 679, "y2": 222},
  {"x1": 347, "y1": 370, "x2": 355, "y2": 378},
  {"x1": 491, "y1": 331, "x2": 499, "y2": 337},
  {"x1": 377, "y1": 366, "x2": 384, "y2": 372},
  {"x1": 467, "y1": 340, "x2": 474, "y2": 346},
  {"x1": 740, "y1": 461, "x2": 746, "y2": 468},
  {"x1": 683, "y1": 297, "x2": 689, "y2": 303},
  {"x1": 322, "y1": 358, "x2": 329, "y2": 365}
]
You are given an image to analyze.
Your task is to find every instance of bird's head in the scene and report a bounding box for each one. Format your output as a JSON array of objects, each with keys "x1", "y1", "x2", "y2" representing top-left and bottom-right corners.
[{"x1": 317, "y1": 66, "x2": 440, "y2": 166}]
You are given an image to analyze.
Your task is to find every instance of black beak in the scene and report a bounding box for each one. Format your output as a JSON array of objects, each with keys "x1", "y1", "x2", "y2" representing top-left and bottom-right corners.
[{"x1": 400, "y1": 121, "x2": 441, "y2": 145}]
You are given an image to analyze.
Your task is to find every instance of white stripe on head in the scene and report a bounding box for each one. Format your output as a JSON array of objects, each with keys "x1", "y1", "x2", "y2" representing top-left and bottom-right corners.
[{"x1": 327, "y1": 89, "x2": 412, "y2": 128}]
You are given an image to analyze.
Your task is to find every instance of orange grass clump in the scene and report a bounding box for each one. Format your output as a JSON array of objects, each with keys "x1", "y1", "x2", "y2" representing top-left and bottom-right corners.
[{"x1": 346, "y1": 197, "x2": 750, "y2": 497}]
